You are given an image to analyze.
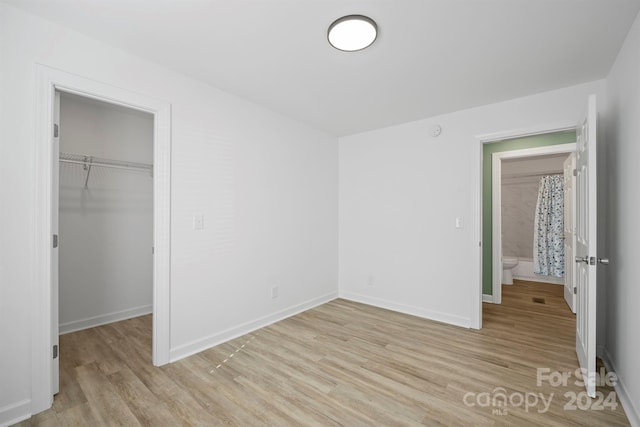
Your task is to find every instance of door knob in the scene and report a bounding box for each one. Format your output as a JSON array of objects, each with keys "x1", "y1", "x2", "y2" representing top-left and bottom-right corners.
[
  {"x1": 575, "y1": 256, "x2": 589, "y2": 263},
  {"x1": 597, "y1": 258, "x2": 610, "y2": 265}
]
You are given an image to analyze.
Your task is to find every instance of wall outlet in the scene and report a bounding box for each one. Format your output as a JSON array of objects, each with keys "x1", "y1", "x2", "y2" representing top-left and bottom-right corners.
[
  {"x1": 271, "y1": 286, "x2": 279, "y2": 299},
  {"x1": 193, "y1": 214, "x2": 204, "y2": 230},
  {"x1": 367, "y1": 275, "x2": 374, "y2": 286}
]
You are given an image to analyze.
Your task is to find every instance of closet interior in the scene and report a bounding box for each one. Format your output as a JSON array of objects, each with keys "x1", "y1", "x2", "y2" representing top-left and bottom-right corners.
[{"x1": 57, "y1": 91, "x2": 154, "y2": 336}]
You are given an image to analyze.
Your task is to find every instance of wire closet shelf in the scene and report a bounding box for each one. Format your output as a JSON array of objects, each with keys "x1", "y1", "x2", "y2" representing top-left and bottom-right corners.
[{"x1": 59, "y1": 152, "x2": 153, "y2": 188}]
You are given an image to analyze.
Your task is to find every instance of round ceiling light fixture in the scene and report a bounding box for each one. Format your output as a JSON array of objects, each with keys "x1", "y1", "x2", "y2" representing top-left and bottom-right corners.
[{"x1": 328, "y1": 15, "x2": 377, "y2": 52}]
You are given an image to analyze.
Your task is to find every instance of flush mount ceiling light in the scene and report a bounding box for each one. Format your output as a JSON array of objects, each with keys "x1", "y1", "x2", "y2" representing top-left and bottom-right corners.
[{"x1": 328, "y1": 15, "x2": 377, "y2": 52}]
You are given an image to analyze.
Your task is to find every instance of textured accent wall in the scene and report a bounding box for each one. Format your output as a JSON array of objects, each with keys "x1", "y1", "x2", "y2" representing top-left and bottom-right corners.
[{"x1": 501, "y1": 177, "x2": 539, "y2": 258}]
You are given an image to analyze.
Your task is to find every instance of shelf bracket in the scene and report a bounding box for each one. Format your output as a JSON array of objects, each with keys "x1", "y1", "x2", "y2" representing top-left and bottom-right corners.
[{"x1": 83, "y1": 156, "x2": 93, "y2": 188}]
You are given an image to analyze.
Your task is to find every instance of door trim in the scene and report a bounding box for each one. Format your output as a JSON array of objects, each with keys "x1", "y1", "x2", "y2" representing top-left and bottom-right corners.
[
  {"x1": 33, "y1": 64, "x2": 171, "y2": 414},
  {"x1": 473, "y1": 122, "x2": 576, "y2": 329}
]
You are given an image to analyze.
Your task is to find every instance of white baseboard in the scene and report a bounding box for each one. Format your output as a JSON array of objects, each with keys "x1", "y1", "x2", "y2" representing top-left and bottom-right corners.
[
  {"x1": 170, "y1": 291, "x2": 338, "y2": 362},
  {"x1": 339, "y1": 291, "x2": 471, "y2": 328},
  {"x1": 600, "y1": 346, "x2": 640, "y2": 427},
  {"x1": 513, "y1": 274, "x2": 564, "y2": 285},
  {"x1": 59, "y1": 304, "x2": 152, "y2": 335},
  {"x1": 0, "y1": 399, "x2": 31, "y2": 427},
  {"x1": 482, "y1": 294, "x2": 494, "y2": 303}
]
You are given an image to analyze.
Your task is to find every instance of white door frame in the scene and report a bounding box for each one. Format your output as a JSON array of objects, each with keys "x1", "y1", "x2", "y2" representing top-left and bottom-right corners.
[
  {"x1": 473, "y1": 122, "x2": 576, "y2": 328},
  {"x1": 563, "y1": 153, "x2": 577, "y2": 313},
  {"x1": 33, "y1": 65, "x2": 171, "y2": 414},
  {"x1": 491, "y1": 143, "x2": 576, "y2": 304}
]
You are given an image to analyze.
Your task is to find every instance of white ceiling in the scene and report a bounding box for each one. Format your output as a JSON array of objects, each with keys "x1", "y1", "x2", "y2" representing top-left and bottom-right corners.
[{"x1": 6, "y1": 0, "x2": 640, "y2": 136}]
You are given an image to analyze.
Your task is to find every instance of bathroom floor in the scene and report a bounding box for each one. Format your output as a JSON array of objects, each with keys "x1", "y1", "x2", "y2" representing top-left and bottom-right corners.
[
  {"x1": 484, "y1": 279, "x2": 577, "y2": 345},
  {"x1": 499, "y1": 279, "x2": 570, "y2": 313}
]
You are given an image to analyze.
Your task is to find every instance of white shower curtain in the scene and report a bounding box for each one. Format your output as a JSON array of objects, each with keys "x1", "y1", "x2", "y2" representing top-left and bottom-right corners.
[{"x1": 533, "y1": 175, "x2": 565, "y2": 277}]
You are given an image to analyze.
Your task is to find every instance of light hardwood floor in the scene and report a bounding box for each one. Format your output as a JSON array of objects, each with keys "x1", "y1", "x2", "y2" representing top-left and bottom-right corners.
[{"x1": 17, "y1": 280, "x2": 630, "y2": 426}]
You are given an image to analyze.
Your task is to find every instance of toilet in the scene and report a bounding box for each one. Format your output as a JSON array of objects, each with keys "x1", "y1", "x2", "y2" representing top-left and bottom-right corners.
[{"x1": 502, "y1": 257, "x2": 519, "y2": 285}]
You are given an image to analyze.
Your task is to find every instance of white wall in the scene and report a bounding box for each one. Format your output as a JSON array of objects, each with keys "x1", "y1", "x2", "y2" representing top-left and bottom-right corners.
[
  {"x1": 604, "y1": 8, "x2": 640, "y2": 425},
  {"x1": 0, "y1": 3, "x2": 338, "y2": 424},
  {"x1": 58, "y1": 94, "x2": 153, "y2": 333},
  {"x1": 339, "y1": 80, "x2": 605, "y2": 328}
]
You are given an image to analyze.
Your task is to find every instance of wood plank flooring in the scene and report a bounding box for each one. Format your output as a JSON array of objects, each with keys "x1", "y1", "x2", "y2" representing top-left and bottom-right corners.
[{"x1": 17, "y1": 280, "x2": 630, "y2": 426}]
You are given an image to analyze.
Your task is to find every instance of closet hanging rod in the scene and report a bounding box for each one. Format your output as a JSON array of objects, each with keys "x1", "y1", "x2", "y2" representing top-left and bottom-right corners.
[
  {"x1": 59, "y1": 152, "x2": 152, "y2": 189},
  {"x1": 59, "y1": 157, "x2": 152, "y2": 172},
  {"x1": 59, "y1": 152, "x2": 152, "y2": 173}
]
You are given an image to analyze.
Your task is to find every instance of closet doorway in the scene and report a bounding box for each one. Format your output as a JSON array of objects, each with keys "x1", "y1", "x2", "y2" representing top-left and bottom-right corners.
[
  {"x1": 57, "y1": 92, "x2": 154, "y2": 329},
  {"x1": 34, "y1": 66, "x2": 170, "y2": 413},
  {"x1": 53, "y1": 91, "x2": 154, "y2": 392}
]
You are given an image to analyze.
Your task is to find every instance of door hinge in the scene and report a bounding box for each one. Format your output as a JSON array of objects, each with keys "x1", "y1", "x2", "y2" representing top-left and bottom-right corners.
[
  {"x1": 573, "y1": 287, "x2": 577, "y2": 295},
  {"x1": 53, "y1": 234, "x2": 58, "y2": 248},
  {"x1": 151, "y1": 246, "x2": 154, "y2": 255},
  {"x1": 573, "y1": 168, "x2": 577, "y2": 176},
  {"x1": 53, "y1": 344, "x2": 58, "y2": 359},
  {"x1": 54, "y1": 124, "x2": 59, "y2": 138}
]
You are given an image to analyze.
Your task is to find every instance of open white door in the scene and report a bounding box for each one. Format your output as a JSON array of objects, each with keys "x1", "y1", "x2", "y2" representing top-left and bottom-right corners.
[
  {"x1": 575, "y1": 95, "x2": 598, "y2": 398},
  {"x1": 563, "y1": 153, "x2": 576, "y2": 313},
  {"x1": 52, "y1": 90, "x2": 60, "y2": 395}
]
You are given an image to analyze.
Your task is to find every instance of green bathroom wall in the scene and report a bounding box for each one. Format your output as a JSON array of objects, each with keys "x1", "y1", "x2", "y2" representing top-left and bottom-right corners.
[{"x1": 482, "y1": 130, "x2": 576, "y2": 295}]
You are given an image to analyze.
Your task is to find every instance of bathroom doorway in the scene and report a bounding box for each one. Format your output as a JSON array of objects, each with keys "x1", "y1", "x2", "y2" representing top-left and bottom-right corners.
[
  {"x1": 480, "y1": 131, "x2": 576, "y2": 305},
  {"x1": 493, "y1": 148, "x2": 576, "y2": 307}
]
